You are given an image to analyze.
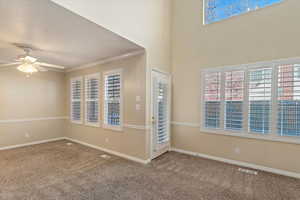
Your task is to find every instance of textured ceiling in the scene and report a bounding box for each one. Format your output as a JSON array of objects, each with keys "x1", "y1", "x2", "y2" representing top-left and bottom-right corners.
[{"x1": 0, "y1": 0, "x2": 143, "y2": 68}]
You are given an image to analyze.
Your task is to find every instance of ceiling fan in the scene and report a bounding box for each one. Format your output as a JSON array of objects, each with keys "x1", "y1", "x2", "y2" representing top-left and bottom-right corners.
[{"x1": 0, "y1": 43, "x2": 65, "y2": 75}]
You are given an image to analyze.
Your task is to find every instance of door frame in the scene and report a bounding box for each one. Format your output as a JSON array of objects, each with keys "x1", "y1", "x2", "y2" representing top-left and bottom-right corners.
[{"x1": 150, "y1": 68, "x2": 172, "y2": 160}]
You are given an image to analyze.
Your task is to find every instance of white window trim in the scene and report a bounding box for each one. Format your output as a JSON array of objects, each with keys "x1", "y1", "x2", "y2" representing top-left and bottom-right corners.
[
  {"x1": 103, "y1": 69, "x2": 123, "y2": 132},
  {"x1": 70, "y1": 76, "x2": 83, "y2": 124},
  {"x1": 200, "y1": 57, "x2": 300, "y2": 144},
  {"x1": 85, "y1": 73, "x2": 101, "y2": 127}
]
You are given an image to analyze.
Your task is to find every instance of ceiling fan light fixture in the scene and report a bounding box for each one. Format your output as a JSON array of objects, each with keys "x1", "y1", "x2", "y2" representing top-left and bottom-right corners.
[
  {"x1": 17, "y1": 63, "x2": 38, "y2": 73},
  {"x1": 23, "y1": 56, "x2": 37, "y2": 63}
]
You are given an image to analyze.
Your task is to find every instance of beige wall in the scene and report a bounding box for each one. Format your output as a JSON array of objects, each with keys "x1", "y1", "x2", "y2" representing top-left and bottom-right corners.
[
  {"x1": 2, "y1": 0, "x2": 299, "y2": 174},
  {"x1": 50, "y1": 0, "x2": 173, "y2": 160},
  {"x1": 0, "y1": 69, "x2": 66, "y2": 147},
  {"x1": 0, "y1": 54, "x2": 148, "y2": 160},
  {"x1": 171, "y1": 0, "x2": 300, "y2": 173},
  {"x1": 65, "y1": 54, "x2": 149, "y2": 160},
  {"x1": 51, "y1": 0, "x2": 172, "y2": 72}
]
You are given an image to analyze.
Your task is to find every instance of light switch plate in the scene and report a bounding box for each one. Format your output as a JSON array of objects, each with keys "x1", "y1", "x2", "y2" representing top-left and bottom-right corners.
[
  {"x1": 136, "y1": 104, "x2": 141, "y2": 111},
  {"x1": 136, "y1": 96, "x2": 141, "y2": 102}
]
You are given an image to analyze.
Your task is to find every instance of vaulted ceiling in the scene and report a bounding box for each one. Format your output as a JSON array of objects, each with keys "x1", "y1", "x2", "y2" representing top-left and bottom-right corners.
[{"x1": 0, "y1": 0, "x2": 143, "y2": 69}]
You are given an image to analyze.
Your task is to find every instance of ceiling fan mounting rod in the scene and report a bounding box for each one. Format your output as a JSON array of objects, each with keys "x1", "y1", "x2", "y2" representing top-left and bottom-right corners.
[{"x1": 23, "y1": 47, "x2": 32, "y2": 55}]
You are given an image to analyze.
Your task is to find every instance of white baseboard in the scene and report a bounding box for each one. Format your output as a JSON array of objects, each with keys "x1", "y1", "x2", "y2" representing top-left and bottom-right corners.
[
  {"x1": 5, "y1": 137, "x2": 296, "y2": 179},
  {"x1": 171, "y1": 148, "x2": 300, "y2": 179},
  {"x1": 0, "y1": 137, "x2": 150, "y2": 165},
  {"x1": 0, "y1": 137, "x2": 66, "y2": 151},
  {"x1": 65, "y1": 137, "x2": 150, "y2": 165}
]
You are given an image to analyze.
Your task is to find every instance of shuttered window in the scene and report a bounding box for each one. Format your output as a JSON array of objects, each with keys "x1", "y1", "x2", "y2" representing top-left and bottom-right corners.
[
  {"x1": 85, "y1": 73, "x2": 100, "y2": 126},
  {"x1": 71, "y1": 77, "x2": 82, "y2": 123},
  {"x1": 248, "y1": 68, "x2": 272, "y2": 134},
  {"x1": 204, "y1": 72, "x2": 221, "y2": 128},
  {"x1": 225, "y1": 71, "x2": 244, "y2": 130},
  {"x1": 278, "y1": 64, "x2": 300, "y2": 136},
  {"x1": 104, "y1": 70, "x2": 122, "y2": 130},
  {"x1": 202, "y1": 59, "x2": 300, "y2": 143}
]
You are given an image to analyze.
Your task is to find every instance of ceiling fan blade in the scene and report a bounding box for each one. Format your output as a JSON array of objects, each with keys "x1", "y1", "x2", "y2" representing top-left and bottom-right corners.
[
  {"x1": 36, "y1": 62, "x2": 65, "y2": 69},
  {"x1": 0, "y1": 62, "x2": 21, "y2": 67},
  {"x1": 34, "y1": 65, "x2": 48, "y2": 72},
  {"x1": 0, "y1": 40, "x2": 15, "y2": 48}
]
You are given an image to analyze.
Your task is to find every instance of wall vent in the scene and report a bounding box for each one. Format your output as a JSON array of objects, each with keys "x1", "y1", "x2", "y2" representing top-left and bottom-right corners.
[
  {"x1": 238, "y1": 168, "x2": 258, "y2": 175},
  {"x1": 100, "y1": 154, "x2": 111, "y2": 159}
]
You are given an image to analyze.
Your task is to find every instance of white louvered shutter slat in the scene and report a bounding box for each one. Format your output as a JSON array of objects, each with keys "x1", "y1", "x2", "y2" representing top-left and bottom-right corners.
[
  {"x1": 278, "y1": 64, "x2": 300, "y2": 136},
  {"x1": 248, "y1": 68, "x2": 272, "y2": 134},
  {"x1": 156, "y1": 81, "x2": 169, "y2": 144},
  {"x1": 204, "y1": 72, "x2": 221, "y2": 129},
  {"x1": 71, "y1": 77, "x2": 82, "y2": 123},
  {"x1": 85, "y1": 74, "x2": 100, "y2": 126},
  {"x1": 104, "y1": 72, "x2": 121, "y2": 127},
  {"x1": 224, "y1": 71, "x2": 244, "y2": 131}
]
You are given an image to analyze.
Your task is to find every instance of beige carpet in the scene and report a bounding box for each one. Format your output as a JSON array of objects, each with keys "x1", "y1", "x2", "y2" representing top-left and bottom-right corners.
[{"x1": 0, "y1": 140, "x2": 299, "y2": 200}]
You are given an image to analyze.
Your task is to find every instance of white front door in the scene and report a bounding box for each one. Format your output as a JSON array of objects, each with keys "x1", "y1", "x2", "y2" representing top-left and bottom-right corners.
[{"x1": 151, "y1": 70, "x2": 171, "y2": 159}]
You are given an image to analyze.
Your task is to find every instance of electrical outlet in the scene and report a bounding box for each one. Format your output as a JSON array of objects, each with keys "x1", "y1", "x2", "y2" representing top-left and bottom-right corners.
[
  {"x1": 100, "y1": 154, "x2": 111, "y2": 159},
  {"x1": 105, "y1": 138, "x2": 109, "y2": 143},
  {"x1": 25, "y1": 133, "x2": 30, "y2": 138},
  {"x1": 238, "y1": 168, "x2": 258, "y2": 175}
]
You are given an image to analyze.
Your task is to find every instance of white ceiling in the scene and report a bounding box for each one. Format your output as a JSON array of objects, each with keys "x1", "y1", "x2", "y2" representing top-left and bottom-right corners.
[{"x1": 0, "y1": 0, "x2": 143, "y2": 68}]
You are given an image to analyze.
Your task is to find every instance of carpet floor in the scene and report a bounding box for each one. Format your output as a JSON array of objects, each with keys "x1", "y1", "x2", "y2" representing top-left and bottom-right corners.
[{"x1": 0, "y1": 140, "x2": 299, "y2": 200}]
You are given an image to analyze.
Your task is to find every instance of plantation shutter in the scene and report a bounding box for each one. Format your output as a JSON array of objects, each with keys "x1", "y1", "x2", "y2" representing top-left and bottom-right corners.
[
  {"x1": 225, "y1": 71, "x2": 244, "y2": 130},
  {"x1": 248, "y1": 68, "x2": 272, "y2": 134},
  {"x1": 85, "y1": 74, "x2": 100, "y2": 126},
  {"x1": 155, "y1": 80, "x2": 169, "y2": 144},
  {"x1": 104, "y1": 71, "x2": 122, "y2": 127},
  {"x1": 204, "y1": 72, "x2": 221, "y2": 128},
  {"x1": 278, "y1": 64, "x2": 300, "y2": 136},
  {"x1": 71, "y1": 77, "x2": 82, "y2": 123}
]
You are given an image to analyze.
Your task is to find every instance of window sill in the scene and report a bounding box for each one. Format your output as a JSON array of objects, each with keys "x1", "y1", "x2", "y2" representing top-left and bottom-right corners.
[
  {"x1": 71, "y1": 120, "x2": 83, "y2": 125},
  {"x1": 200, "y1": 128, "x2": 300, "y2": 145},
  {"x1": 85, "y1": 122, "x2": 100, "y2": 128},
  {"x1": 103, "y1": 124, "x2": 123, "y2": 132}
]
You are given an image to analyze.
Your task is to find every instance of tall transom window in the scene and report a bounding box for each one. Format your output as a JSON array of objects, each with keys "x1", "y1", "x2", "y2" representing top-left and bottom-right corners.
[{"x1": 204, "y1": 0, "x2": 283, "y2": 24}]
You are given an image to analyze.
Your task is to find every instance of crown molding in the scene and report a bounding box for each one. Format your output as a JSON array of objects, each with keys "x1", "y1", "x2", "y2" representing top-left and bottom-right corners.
[{"x1": 65, "y1": 50, "x2": 145, "y2": 73}]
